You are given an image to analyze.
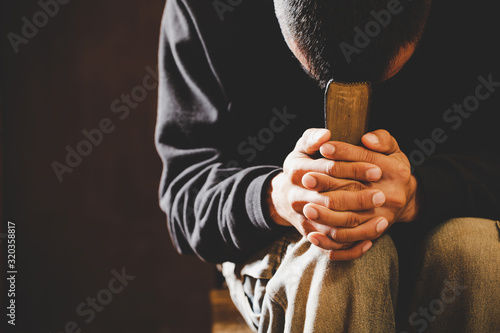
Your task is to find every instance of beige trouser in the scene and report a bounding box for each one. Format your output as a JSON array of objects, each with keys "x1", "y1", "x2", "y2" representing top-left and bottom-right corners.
[{"x1": 223, "y1": 218, "x2": 500, "y2": 333}]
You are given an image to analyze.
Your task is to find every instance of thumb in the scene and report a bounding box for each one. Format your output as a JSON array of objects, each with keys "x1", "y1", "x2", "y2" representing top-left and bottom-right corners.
[
  {"x1": 362, "y1": 129, "x2": 400, "y2": 155},
  {"x1": 295, "y1": 128, "x2": 331, "y2": 155}
]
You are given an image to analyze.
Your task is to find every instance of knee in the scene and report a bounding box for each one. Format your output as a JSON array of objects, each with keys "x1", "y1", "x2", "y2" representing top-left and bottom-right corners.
[
  {"x1": 421, "y1": 217, "x2": 500, "y2": 278},
  {"x1": 352, "y1": 233, "x2": 399, "y2": 281},
  {"x1": 276, "y1": 233, "x2": 399, "y2": 290},
  {"x1": 362, "y1": 233, "x2": 399, "y2": 267},
  {"x1": 262, "y1": 234, "x2": 399, "y2": 332}
]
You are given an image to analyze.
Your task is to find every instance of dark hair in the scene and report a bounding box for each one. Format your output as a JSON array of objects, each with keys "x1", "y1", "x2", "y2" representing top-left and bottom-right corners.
[{"x1": 274, "y1": 0, "x2": 431, "y2": 86}]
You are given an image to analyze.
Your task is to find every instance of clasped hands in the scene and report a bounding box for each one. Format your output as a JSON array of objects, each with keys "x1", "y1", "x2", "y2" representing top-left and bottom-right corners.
[{"x1": 267, "y1": 128, "x2": 419, "y2": 261}]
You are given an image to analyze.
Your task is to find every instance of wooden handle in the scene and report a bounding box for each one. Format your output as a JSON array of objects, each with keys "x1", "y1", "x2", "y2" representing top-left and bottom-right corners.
[{"x1": 324, "y1": 80, "x2": 372, "y2": 145}]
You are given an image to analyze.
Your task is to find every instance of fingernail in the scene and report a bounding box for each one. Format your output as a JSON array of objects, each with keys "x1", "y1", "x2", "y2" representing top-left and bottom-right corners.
[
  {"x1": 302, "y1": 174, "x2": 317, "y2": 188},
  {"x1": 308, "y1": 234, "x2": 320, "y2": 246},
  {"x1": 366, "y1": 168, "x2": 382, "y2": 181},
  {"x1": 362, "y1": 241, "x2": 372, "y2": 253},
  {"x1": 320, "y1": 143, "x2": 335, "y2": 156},
  {"x1": 364, "y1": 133, "x2": 379, "y2": 145},
  {"x1": 376, "y1": 218, "x2": 388, "y2": 233},
  {"x1": 304, "y1": 206, "x2": 318, "y2": 219},
  {"x1": 372, "y1": 191, "x2": 386, "y2": 206}
]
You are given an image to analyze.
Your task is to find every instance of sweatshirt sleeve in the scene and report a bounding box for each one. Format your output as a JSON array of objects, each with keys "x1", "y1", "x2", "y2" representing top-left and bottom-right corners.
[{"x1": 155, "y1": 0, "x2": 288, "y2": 264}]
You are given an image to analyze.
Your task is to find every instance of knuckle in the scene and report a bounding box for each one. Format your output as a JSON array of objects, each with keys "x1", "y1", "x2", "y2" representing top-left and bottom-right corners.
[
  {"x1": 325, "y1": 160, "x2": 336, "y2": 176},
  {"x1": 329, "y1": 239, "x2": 345, "y2": 251},
  {"x1": 333, "y1": 229, "x2": 344, "y2": 242},
  {"x1": 283, "y1": 154, "x2": 296, "y2": 174},
  {"x1": 391, "y1": 191, "x2": 407, "y2": 209},
  {"x1": 297, "y1": 216, "x2": 310, "y2": 231},
  {"x1": 356, "y1": 192, "x2": 367, "y2": 209},
  {"x1": 289, "y1": 191, "x2": 304, "y2": 211},
  {"x1": 301, "y1": 131, "x2": 310, "y2": 141},
  {"x1": 298, "y1": 131, "x2": 311, "y2": 147},
  {"x1": 303, "y1": 128, "x2": 316, "y2": 139},
  {"x1": 341, "y1": 242, "x2": 352, "y2": 249},
  {"x1": 344, "y1": 181, "x2": 365, "y2": 191},
  {"x1": 287, "y1": 163, "x2": 299, "y2": 176},
  {"x1": 330, "y1": 194, "x2": 345, "y2": 210},
  {"x1": 283, "y1": 154, "x2": 291, "y2": 165},
  {"x1": 291, "y1": 200, "x2": 303, "y2": 213},
  {"x1": 325, "y1": 176, "x2": 338, "y2": 190},
  {"x1": 322, "y1": 195, "x2": 331, "y2": 209},
  {"x1": 353, "y1": 164, "x2": 363, "y2": 180},
  {"x1": 332, "y1": 143, "x2": 347, "y2": 157},
  {"x1": 335, "y1": 230, "x2": 349, "y2": 243},
  {"x1": 287, "y1": 166, "x2": 304, "y2": 184},
  {"x1": 397, "y1": 162, "x2": 411, "y2": 180},
  {"x1": 301, "y1": 129, "x2": 328, "y2": 151},
  {"x1": 294, "y1": 138, "x2": 304, "y2": 152},
  {"x1": 361, "y1": 149, "x2": 376, "y2": 164},
  {"x1": 296, "y1": 131, "x2": 313, "y2": 152},
  {"x1": 286, "y1": 188, "x2": 295, "y2": 203},
  {"x1": 345, "y1": 212, "x2": 360, "y2": 228}
]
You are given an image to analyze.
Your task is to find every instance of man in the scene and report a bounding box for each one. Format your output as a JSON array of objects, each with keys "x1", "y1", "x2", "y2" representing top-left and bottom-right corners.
[{"x1": 155, "y1": 0, "x2": 500, "y2": 331}]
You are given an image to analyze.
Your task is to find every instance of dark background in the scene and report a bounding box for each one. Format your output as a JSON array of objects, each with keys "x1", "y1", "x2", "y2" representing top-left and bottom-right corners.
[{"x1": 1, "y1": 1, "x2": 215, "y2": 332}]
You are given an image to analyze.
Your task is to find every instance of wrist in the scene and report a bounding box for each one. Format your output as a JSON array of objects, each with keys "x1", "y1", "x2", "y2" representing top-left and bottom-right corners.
[{"x1": 266, "y1": 172, "x2": 292, "y2": 227}]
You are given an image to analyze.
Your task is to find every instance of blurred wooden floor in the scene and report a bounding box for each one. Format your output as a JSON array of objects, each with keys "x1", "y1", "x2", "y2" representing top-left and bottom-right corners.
[{"x1": 210, "y1": 289, "x2": 254, "y2": 333}]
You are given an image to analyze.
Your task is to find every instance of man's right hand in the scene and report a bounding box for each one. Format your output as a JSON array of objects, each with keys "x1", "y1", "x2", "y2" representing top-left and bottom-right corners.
[{"x1": 267, "y1": 128, "x2": 389, "y2": 261}]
